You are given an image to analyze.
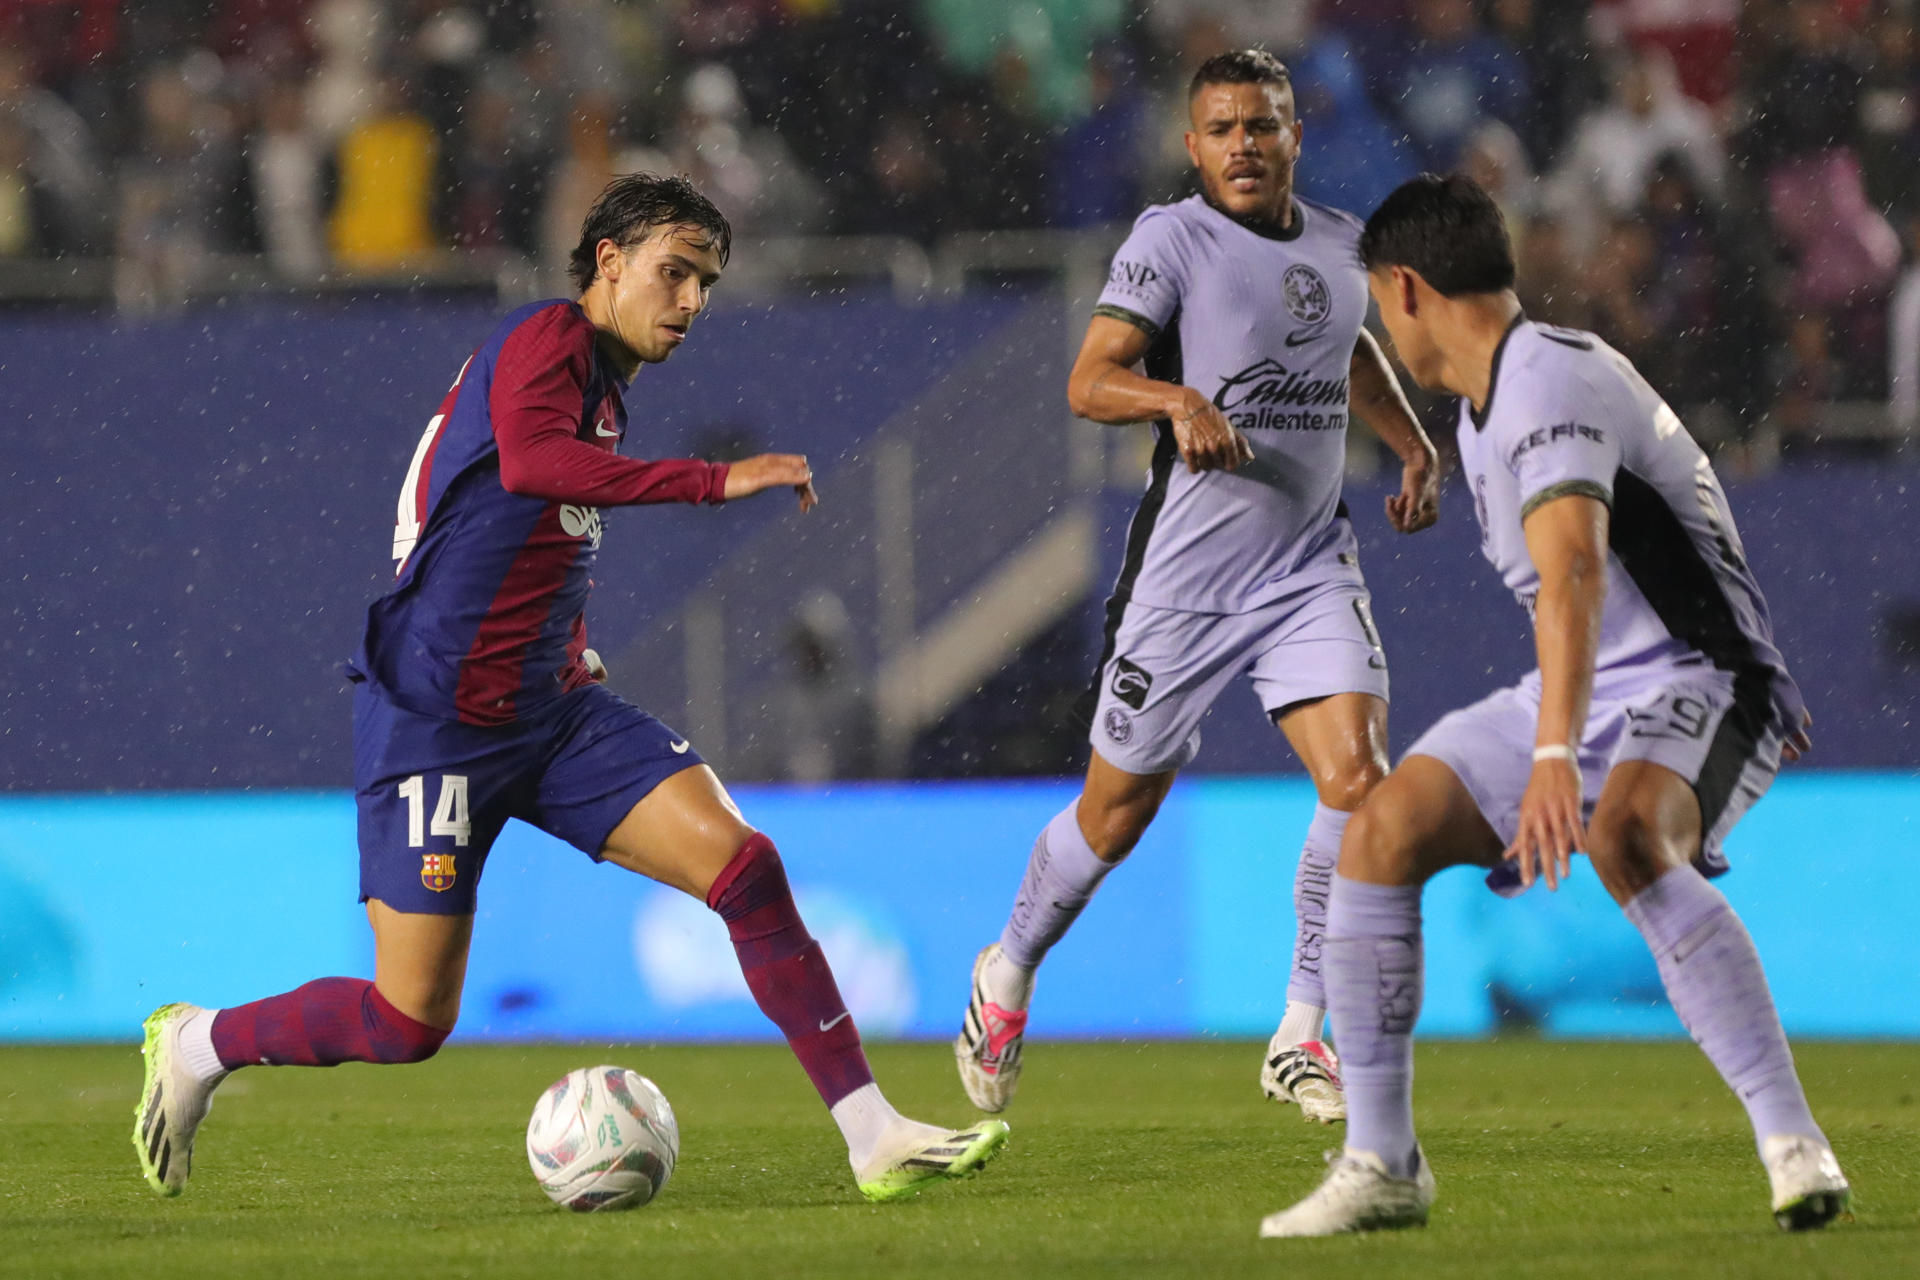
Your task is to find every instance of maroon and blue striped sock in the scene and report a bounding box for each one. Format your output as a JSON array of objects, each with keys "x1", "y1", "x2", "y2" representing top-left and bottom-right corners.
[
  {"x1": 210, "y1": 977, "x2": 448, "y2": 1070},
  {"x1": 706, "y1": 833, "x2": 874, "y2": 1109}
]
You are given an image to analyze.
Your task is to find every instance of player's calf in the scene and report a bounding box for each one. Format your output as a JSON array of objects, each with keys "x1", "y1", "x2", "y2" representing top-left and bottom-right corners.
[
  {"x1": 211, "y1": 977, "x2": 451, "y2": 1068},
  {"x1": 707, "y1": 834, "x2": 1012, "y2": 1197},
  {"x1": 707, "y1": 833, "x2": 875, "y2": 1106},
  {"x1": 134, "y1": 981, "x2": 452, "y2": 1196}
]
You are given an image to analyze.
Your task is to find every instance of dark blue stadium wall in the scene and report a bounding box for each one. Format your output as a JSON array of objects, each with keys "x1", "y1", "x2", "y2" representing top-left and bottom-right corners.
[
  {"x1": 4, "y1": 293, "x2": 1915, "y2": 789},
  {"x1": 1102, "y1": 461, "x2": 1920, "y2": 773}
]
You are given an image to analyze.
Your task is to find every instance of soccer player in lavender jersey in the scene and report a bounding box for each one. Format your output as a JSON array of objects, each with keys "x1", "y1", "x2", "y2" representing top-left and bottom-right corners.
[
  {"x1": 1259, "y1": 175, "x2": 1849, "y2": 1237},
  {"x1": 955, "y1": 50, "x2": 1441, "y2": 1122},
  {"x1": 132, "y1": 174, "x2": 1007, "y2": 1204}
]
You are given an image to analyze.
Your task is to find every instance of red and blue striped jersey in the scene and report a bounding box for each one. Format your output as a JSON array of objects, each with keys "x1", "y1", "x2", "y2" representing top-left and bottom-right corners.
[{"x1": 351, "y1": 299, "x2": 730, "y2": 725}]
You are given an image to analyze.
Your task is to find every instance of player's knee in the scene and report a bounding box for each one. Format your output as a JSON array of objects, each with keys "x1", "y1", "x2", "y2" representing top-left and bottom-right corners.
[
  {"x1": 1313, "y1": 757, "x2": 1388, "y2": 813},
  {"x1": 1586, "y1": 805, "x2": 1679, "y2": 898},
  {"x1": 1339, "y1": 797, "x2": 1420, "y2": 882},
  {"x1": 1079, "y1": 800, "x2": 1152, "y2": 862}
]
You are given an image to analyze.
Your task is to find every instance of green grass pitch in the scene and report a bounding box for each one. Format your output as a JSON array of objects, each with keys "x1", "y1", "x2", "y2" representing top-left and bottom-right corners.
[{"x1": 3, "y1": 1039, "x2": 1915, "y2": 1279}]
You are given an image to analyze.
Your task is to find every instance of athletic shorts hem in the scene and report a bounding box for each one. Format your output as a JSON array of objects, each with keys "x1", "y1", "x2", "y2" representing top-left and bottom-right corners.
[
  {"x1": 1403, "y1": 670, "x2": 1778, "y2": 897},
  {"x1": 570, "y1": 754, "x2": 705, "y2": 862}
]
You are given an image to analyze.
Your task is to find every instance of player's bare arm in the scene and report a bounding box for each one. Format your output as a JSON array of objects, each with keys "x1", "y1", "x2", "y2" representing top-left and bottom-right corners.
[
  {"x1": 1067, "y1": 313, "x2": 1253, "y2": 473},
  {"x1": 1349, "y1": 329, "x2": 1439, "y2": 533},
  {"x1": 1510, "y1": 491, "x2": 1610, "y2": 890}
]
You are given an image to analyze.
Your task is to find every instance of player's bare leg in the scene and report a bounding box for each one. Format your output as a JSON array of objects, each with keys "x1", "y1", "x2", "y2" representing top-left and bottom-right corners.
[
  {"x1": 368, "y1": 901, "x2": 474, "y2": 1029},
  {"x1": 602, "y1": 766, "x2": 1008, "y2": 1201},
  {"x1": 1260, "y1": 691, "x2": 1390, "y2": 1121},
  {"x1": 957, "y1": 753, "x2": 1175, "y2": 1111},
  {"x1": 134, "y1": 901, "x2": 460, "y2": 1197},
  {"x1": 1261, "y1": 755, "x2": 1497, "y2": 1237},
  {"x1": 1589, "y1": 761, "x2": 1849, "y2": 1231}
]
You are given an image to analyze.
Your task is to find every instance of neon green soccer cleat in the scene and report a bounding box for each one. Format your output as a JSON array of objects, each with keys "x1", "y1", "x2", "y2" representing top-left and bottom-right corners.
[
  {"x1": 855, "y1": 1120, "x2": 1011, "y2": 1203},
  {"x1": 133, "y1": 1002, "x2": 220, "y2": 1197}
]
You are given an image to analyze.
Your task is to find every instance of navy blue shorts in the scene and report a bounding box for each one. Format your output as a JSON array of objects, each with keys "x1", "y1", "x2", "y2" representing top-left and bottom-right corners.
[{"x1": 353, "y1": 682, "x2": 706, "y2": 914}]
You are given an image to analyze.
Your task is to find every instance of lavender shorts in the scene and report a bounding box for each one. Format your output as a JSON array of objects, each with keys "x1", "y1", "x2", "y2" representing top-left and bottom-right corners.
[
  {"x1": 1406, "y1": 665, "x2": 1784, "y2": 894},
  {"x1": 1088, "y1": 560, "x2": 1389, "y2": 776}
]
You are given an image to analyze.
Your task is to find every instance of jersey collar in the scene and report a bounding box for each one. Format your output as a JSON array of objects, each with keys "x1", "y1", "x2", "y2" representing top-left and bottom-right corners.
[
  {"x1": 1469, "y1": 311, "x2": 1527, "y2": 431},
  {"x1": 1197, "y1": 193, "x2": 1305, "y2": 242}
]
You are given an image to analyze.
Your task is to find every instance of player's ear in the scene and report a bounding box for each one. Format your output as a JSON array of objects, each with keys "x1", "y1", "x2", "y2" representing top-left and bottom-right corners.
[
  {"x1": 1182, "y1": 127, "x2": 1200, "y2": 168},
  {"x1": 1395, "y1": 266, "x2": 1419, "y2": 317},
  {"x1": 595, "y1": 237, "x2": 624, "y2": 284}
]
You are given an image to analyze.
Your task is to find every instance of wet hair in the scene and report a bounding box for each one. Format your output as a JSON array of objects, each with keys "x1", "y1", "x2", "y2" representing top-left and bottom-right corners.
[
  {"x1": 1359, "y1": 173, "x2": 1516, "y2": 296},
  {"x1": 568, "y1": 173, "x2": 732, "y2": 293},
  {"x1": 1188, "y1": 48, "x2": 1292, "y2": 100}
]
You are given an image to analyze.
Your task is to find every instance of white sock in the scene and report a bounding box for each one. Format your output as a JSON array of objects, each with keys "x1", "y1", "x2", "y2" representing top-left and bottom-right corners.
[
  {"x1": 831, "y1": 1083, "x2": 924, "y2": 1171},
  {"x1": 982, "y1": 945, "x2": 1035, "y2": 1011},
  {"x1": 1275, "y1": 1000, "x2": 1326, "y2": 1047},
  {"x1": 177, "y1": 1007, "x2": 230, "y2": 1086}
]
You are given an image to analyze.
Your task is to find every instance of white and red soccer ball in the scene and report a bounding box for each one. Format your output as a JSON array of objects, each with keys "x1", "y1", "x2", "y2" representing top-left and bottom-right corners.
[{"x1": 526, "y1": 1065, "x2": 678, "y2": 1211}]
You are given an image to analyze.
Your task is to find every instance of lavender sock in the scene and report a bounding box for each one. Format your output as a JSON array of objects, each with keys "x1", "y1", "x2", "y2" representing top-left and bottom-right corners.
[
  {"x1": 1325, "y1": 874, "x2": 1424, "y2": 1177},
  {"x1": 999, "y1": 803, "x2": 1116, "y2": 970},
  {"x1": 1287, "y1": 803, "x2": 1348, "y2": 1010},
  {"x1": 1624, "y1": 866, "x2": 1825, "y2": 1151}
]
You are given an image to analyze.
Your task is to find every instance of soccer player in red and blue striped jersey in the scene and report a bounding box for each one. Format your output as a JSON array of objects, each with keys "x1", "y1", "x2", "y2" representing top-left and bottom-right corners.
[{"x1": 132, "y1": 174, "x2": 1008, "y2": 1204}]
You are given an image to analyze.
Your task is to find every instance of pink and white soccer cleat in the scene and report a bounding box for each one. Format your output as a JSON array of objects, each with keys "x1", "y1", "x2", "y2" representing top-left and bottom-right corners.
[
  {"x1": 1260, "y1": 1035, "x2": 1347, "y2": 1124},
  {"x1": 954, "y1": 945, "x2": 1029, "y2": 1113}
]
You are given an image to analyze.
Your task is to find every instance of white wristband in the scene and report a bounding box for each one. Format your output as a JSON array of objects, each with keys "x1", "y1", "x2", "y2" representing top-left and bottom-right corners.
[{"x1": 1532, "y1": 744, "x2": 1577, "y2": 763}]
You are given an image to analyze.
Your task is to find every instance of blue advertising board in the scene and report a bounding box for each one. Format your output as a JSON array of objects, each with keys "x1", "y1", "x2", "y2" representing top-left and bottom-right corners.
[{"x1": 2, "y1": 775, "x2": 1914, "y2": 1043}]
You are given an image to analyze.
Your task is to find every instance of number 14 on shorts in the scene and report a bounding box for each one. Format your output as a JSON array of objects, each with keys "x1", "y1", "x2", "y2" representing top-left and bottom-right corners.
[{"x1": 397, "y1": 774, "x2": 472, "y2": 846}]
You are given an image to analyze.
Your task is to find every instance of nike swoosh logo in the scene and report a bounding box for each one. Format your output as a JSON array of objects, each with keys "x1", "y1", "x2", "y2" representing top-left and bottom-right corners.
[
  {"x1": 669, "y1": 739, "x2": 691, "y2": 754},
  {"x1": 595, "y1": 423, "x2": 619, "y2": 438},
  {"x1": 818, "y1": 1011, "x2": 851, "y2": 1032},
  {"x1": 1284, "y1": 328, "x2": 1324, "y2": 347}
]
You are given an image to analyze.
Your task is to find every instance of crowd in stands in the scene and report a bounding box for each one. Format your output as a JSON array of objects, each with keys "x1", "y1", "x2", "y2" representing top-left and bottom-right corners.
[{"x1": 0, "y1": 0, "x2": 1914, "y2": 447}]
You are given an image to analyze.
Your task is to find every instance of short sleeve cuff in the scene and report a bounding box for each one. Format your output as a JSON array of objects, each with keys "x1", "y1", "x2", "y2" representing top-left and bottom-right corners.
[
  {"x1": 1092, "y1": 304, "x2": 1161, "y2": 342},
  {"x1": 1520, "y1": 479, "x2": 1612, "y2": 521}
]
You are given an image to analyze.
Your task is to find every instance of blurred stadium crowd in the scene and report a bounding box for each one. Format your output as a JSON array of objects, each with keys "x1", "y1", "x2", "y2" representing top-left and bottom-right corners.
[{"x1": 0, "y1": 0, "x2": 1916, "y2": 446}]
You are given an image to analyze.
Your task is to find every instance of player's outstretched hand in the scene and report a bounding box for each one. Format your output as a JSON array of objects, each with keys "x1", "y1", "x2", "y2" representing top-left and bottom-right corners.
[
  {"x1": 1781, "y1": 710, "x2": 1813, "y2": 764},
  {"x1": 1385, "y1": 450, "x2": 1440, "y2": 533},
  {"x1": 1505, "y1": 755, "x2": 1585, "y2": 891},
  {"x1": 1170, "y1": 389, "x2": 1254, "y2": 474},
  {"x1": 725, "y1": 453, "x2": 819, "y2": 511}
]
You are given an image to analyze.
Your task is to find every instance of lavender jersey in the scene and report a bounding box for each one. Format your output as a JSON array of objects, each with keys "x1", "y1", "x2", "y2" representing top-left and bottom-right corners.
[
  {"x1": 1458, "y1": 317, "x2": 1805, "y2": 732},
  {"x1": 1095, "y1": 194, "x2": 1368, "y2": 614}
]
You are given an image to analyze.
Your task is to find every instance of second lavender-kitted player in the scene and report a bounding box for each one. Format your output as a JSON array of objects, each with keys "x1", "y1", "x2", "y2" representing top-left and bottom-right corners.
[
  {"x1": 1260, "y1": 174, "x2": 1848, "y2": 1238},
  {"x1": 133, "y1": 174, "x2": 1008, "y2": 1205},
  {"x1": 955, "y1": 49, "x2": 1441, "y2": 1123}
]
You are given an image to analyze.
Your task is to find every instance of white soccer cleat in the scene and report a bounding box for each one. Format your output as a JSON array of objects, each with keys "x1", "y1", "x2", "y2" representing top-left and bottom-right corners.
[
  {"x1": 854, "y1": 1118, "x2": 1011, "y2": 1203},
  {"x1": 1260, "y1": 1035, "x2": 1347, "y2": 1124},
  {"x1": 954, "y1": 944, "x2": 1028, "y2": 1114},
  {"x1": 1763, "y1": 1135, "x2": 1851, "y2": 1232},
  {"x1": 132, "y1": 1003, "x2": 223, "y2": 1196},
  {"x1": 1258, "y1": 1147, "x2": 1435, "y2": 1238}
]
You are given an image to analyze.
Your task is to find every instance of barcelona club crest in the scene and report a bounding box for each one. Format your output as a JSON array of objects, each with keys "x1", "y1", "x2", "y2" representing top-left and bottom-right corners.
[{"x1": 421, "y1": 852, "x2": 458, "y2": 893}]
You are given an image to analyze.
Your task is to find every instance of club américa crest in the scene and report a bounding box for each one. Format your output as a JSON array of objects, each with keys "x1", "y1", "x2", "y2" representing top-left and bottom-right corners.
[
  {"x1": 421, "y1": 852, "x2": 458, "y2": 892},
  {"x1": 1281, "y1": 264, "x2": 1331, "y2": 326}
]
